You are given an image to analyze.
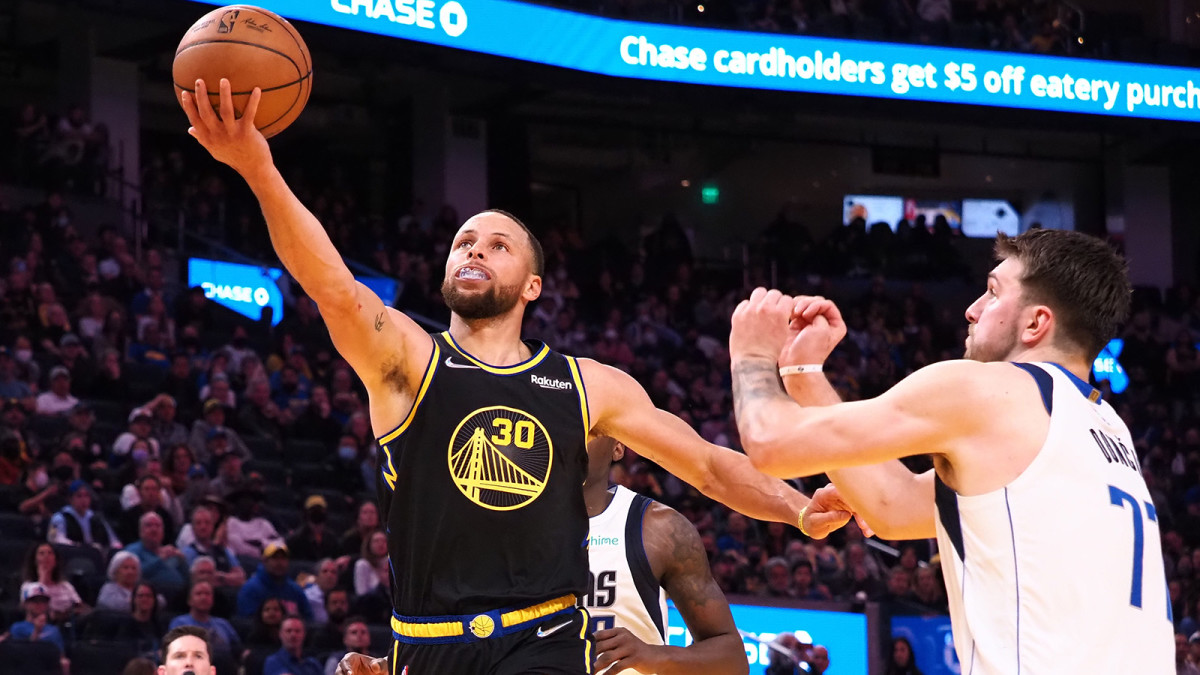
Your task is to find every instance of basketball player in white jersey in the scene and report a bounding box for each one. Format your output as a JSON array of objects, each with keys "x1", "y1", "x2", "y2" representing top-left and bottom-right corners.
[
  {"x1": 727, "y1": 229, "x2": 1173, "y2": 673},
  {"x1": 584, "y1": 436, "x2": 746, "y2": 675}
]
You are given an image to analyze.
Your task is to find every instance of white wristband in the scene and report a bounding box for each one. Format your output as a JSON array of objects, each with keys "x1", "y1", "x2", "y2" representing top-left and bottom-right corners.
[{"x1": 779, "y1": 364, "x2": 824, "y2": 376}]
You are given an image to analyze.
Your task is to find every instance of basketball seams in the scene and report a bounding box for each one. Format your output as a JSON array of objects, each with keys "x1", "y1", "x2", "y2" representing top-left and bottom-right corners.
[{"x1": 175, "y1": 6, "x2": 312, "y2": 138}]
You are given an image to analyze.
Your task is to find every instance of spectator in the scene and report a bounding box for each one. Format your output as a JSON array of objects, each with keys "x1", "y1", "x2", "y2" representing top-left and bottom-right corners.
[
  {"x1": 287, "y1": 495, "x2": 341, "y2": 561},
  {"x1": 0, "y1": 346, "x2": 33, "y2": 399},
  {"x1": 912, "y1": 565, "x2": 948, "y2": 613},
  {"x1": 124, "y1": 511, "x2": 188, "y2": 598},
  {"x1": 121, "y1": 657, "x2": 157, "y2": 675},
  {"x1": 119, "y1": 474, "x2": 177, "y2": 544},
  {"x1": 189, "y1": 398, "x2": 250, "y2": 466},
  {"x1": 764, "y1": 556, "x2": 794, "y2": 598},
  {"x1": 162, "y1": 353, "x2": 200, "y2": 417},
  {"x1": 120, "y1": 459, "x2": 183, "y2": 526},
  {"x1": 322, "y1": 617, "x2": 371, "y2": 675},
  {"x1": 97, "y1": 550, "x2": 141, "y2": 612},
  {"x1": 236, "y1": 543, "x2": 312, "y2": 619},
  {"x1": 309, "y1": 588, "x2": 351, "y2": 651},
  {"x1": 338, "y1": 501, "x2": 379, "y2": 557},
  {"x1": 205, "y1": 446, "x2": 249, "y2": 498},
  {"x1": 238, "y1": 377, "x2": 286, "y2": 442},
  {"x1": 187, "y1": 556, "x2": 236, "y2": 619},
  {"x1": 87, "y1": 346, "x2": 131, "y2": 401},
  {"x1": 225, "y1": 487, "x2": 282, "y2": 559},
  {"x1": 302, "y1": 558, "x2": 342, "y2": 625},
  {"x1": 20, "y1": 542, "x2": 87, "y2": 622},
  {"x1": 182, "y1": 504, "x2": 245, "y2": 587},
  {"x1": 263, "y1": 616, "x2": 322, "y2": 675},
  {"x1": 352, "y1": 530, "x2": 389, "y2": 598},
  {"x1": 14, "y1": 461, "x2": 60, "y2": 527},
  {"x1": 168, "y1": 581, "x2": 242, "y2": 658},
  {"x1": 46, "y1": 480, "x2": 120, "y2": 553},
  {"x1": 5, "y1": 584, "x2": 66, "y2": 653},
  {"x1": 113, "y1": 582, "x2": 164, "y2": 652},
  {"x1": 112, "y1": 409, "x2": 161, "y2": 465},
  {"x1": 886, "y1": 636, "x2": 924, "y2": 675},
  {"x1": 34, "y1": 365, "x2": 77, "y2": 415},
  {"x1": 0, "y1": 425, "x2": 32, "y2": 487},
  {"x1": 791, "y1": 559, "x2": 833, "y2": 601},
  {"x1": 245, "y1": 597, "x2": 285, "y2": 648},
  {"x1": 139, "y1": 394, "x2": 189, "y2": 448}
]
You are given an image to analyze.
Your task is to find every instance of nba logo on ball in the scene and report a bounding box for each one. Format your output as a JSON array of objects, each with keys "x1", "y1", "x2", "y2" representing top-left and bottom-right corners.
[{"x1": 217, "y1": 9, "x2": 239, "y2": 33}]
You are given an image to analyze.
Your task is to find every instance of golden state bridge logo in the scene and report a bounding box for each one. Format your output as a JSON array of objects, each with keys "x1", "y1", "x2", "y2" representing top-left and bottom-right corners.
[{"x1": 448, "y1": 406, "x2": 552, "y2": 511}]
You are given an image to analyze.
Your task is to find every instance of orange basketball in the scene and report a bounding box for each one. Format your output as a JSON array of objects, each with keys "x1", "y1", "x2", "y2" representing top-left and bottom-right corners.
[{"x1": 173, "y1": 5, "x2": 312, "y2": 138}]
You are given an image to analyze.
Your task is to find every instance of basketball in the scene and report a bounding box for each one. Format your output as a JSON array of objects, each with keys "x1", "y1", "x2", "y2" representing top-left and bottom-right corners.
[{"x1": 173, "y1": 5, "x2": 312, "y2": 138}]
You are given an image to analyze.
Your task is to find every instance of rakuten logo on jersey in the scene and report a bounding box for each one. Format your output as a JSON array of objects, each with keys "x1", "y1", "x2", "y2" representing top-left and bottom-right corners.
[{"x1": 330, "y1": 0, "x2": 467, "y2": 38}]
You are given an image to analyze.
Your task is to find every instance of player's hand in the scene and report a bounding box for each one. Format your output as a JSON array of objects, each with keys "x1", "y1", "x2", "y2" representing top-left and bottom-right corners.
[
  {"x1": 593, "y1": 627, "x2": 666, "y2": 673},
  {"x1": 730, "y1": 288, "x2": 794, "y2": 364},
  {"x1": 336, "y1": 652, "x2": 389, "y2": 675},
  {"x1": 180, "y1": 78, "x2": 272, "y2": 176},
  {"x1": 804, "y1": 484, "x2": 874, "y2": 539},
  {"x1": 780, "y1": 295, "x2": 847, "y2": 368}
]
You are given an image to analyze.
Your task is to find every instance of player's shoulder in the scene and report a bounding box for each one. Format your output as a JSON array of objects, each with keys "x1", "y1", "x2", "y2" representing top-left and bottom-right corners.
[{"x1": 640, "y1": 500, "x2": 704, "y2": 563}]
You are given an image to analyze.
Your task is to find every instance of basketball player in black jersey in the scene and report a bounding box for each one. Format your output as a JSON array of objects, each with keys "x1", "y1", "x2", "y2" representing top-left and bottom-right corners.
[{"x1": 182, "y1": 82, "x2": 858, "y2": 675}]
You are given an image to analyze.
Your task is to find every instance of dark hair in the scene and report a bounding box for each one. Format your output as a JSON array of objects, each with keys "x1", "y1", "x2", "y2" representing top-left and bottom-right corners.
[
  {"x1": 22, "y1": 542, "x2": 60, "y2": 583},
  {"x1": 790, "y1": 559, "x2": 815, "y2": 575},
  {"x1": 482, "y1": 209, "x2": 545, "y2": 277},
  {"x1": 161, "y1": 625, "x2": 211, "y2": 662},
  {"x1": 121, "y1": 657, "x2": 157, "y2": 675},
  {"x1": 994, "y1": 229, "x2": 1131, "y2": 361},
  {"x1": 342, "y1": 615, "x2": 368, "y2": 635}
]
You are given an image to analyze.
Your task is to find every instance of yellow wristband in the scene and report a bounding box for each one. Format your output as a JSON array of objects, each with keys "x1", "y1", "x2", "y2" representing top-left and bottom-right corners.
[{"x1": 797, "y1": 504, "x2": 811, "y2": 537}]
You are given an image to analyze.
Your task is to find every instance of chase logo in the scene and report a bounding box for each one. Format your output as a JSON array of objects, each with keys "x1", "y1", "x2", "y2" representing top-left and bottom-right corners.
[
  {"x1": 187, "y1": 257, "x2": 284, "y2": 326},
  {"x1": 330, "y1": 0, "x2": 468, "y2": 38},
  {"x1": 1092, "y1": 338, "x2": 1128, "y2": 394},
  {"x1": 448, "y1": 406, "x2": 552, "y2": 511}
]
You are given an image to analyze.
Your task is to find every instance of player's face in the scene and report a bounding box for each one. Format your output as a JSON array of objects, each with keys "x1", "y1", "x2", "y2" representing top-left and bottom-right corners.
[
  {"x1": 963, "y1": 258, "x2": 1024, "y2": 363},
  {"x1": 158, "y1": 635, "x2": 214, "y2": 675},
  {"x1": 442, "y1": 213, "x2": 538, "y2": 320}
]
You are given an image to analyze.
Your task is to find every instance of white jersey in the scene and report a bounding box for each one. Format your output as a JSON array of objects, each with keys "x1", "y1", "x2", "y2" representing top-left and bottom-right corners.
[
  {"x1": 585, "y1": 486, "x2": 669, "y2": 674},
  {"x1": 935, "y1": 362, "x2": 1173, "y2": 674}
]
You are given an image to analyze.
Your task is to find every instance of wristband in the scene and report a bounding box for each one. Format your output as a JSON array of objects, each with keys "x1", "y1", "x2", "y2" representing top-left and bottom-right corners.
[
  {"x1": 797, "y1": 504, "x2": 811, "y2": 537},
  {"x1": 779, "y1": 364, "x2": 823, "y2": 376}
]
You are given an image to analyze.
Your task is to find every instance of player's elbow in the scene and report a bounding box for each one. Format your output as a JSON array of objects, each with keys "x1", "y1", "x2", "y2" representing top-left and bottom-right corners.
[
  {"x1": 307, "y1": 275, "x2": 359, "y2": 313},
  {"x1": 742, "y1": 432, "x2": 796, "y2": 479}
]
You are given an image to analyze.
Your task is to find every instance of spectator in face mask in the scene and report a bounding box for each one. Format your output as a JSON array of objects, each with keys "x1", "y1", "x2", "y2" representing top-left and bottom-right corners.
[
  {"x1": 286, "y1": 495, "x2": 342, "y2": 561},
  {"x1": 112, "y1": 410, "x2": 161, "y2": 466},
  {"x1": 327, "y1": 434, "x2": 366, "y2": 494}
]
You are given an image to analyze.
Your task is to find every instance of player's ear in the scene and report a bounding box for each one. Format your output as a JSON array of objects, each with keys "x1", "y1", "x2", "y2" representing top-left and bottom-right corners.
[
  {"x1": 1023, "y1": 304, "x2": 1054, "y2": 346},
  {"x1": 612, "y1": 442, "x2": 625, "y2": 462},
  {"x1": 523, "y1": 274, "x2": 542, "y2": 302}
]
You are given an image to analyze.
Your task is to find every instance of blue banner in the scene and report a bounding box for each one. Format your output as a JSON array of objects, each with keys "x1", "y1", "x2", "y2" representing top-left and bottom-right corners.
[
  {"x1": 891, "y1": 615, "x2": 960, "y2": 675},
  {"x1": 188, "y1": 0, "x2": 1200, "y2": 122},
  {"x1": 668, "y1": 601, "x2": 869, "y2": 675},
  {"x1": 188, "y1": 257, "x2": 285, "y2": 325}
]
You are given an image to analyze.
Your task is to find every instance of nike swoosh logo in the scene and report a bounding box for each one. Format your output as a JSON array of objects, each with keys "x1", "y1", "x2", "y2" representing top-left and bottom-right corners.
[
  {"x1": 444, "y1": 356, "x2": 481, "y2": 370},
  {"x1": 536, "y1": 619, "x2": 573, "y2": 638}
]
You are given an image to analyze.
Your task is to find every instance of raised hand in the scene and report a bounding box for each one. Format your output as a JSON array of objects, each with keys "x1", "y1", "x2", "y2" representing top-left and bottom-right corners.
[
  {"x1": 179, "y1": 78, "x2": 272, "y2": 177},
  {"x1": 730, "y1": 287, "x2": 795, "y2": 364},
  {"x1": 780, "y1": 295, "x2": 847, "y2": 368}
]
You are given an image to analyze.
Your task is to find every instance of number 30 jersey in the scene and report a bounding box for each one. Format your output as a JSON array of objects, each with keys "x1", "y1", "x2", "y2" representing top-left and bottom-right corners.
[
  {"x1": 935, "y1": 362, "x2": 1172, "y2": 674},
  {"x1": 584, "y1": 485, "x2": 668, "y2": 674},
  {"x1": 376, "y1": 331, "x2": 591, "y2": 618}
]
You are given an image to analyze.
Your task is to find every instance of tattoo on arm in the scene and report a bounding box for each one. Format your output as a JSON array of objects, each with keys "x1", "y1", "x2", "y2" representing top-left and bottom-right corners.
[
  {"x1": 374, "y1": 312, "x2": 385, "y2": 332},
  {"x1": 731, "y1": 357, "x2": 792, "y2": 414},
  {"x1": 661, "y1": 511, "x2": 725, "y2": 620}
]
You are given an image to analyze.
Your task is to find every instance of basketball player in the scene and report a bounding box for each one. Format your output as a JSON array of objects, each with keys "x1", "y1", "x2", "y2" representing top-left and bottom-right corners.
[
  {"x1": 727, "y1": 229, "x2": 1173, "y2": 673},
  {"x1": 180, "y1": 81, "x2": 857, "y2": 675},
  {"x1": 159, "y1": 625, "x2": 215, "y2": 675},
  {"x1": 584, "y1": 436, "x2": 746, "y2": 675}
]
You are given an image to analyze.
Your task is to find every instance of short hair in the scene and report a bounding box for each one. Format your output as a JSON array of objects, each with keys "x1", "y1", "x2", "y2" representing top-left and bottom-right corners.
[
  {"x1": 994, "y1": 229, "x2": 1131, "y2": 361},
  {"x1": 482, "y1": 209, "x2": 544, "y2": 277},
  {"x1": 139, "y1": 511, "x2": 163, "y2": 528},
  {"x1": 107, "y1": 550, "x2": 140, "y2": 581},
  {"x1": 189, "y1": 555, "x2": 216, "y2": 575},
  {"x1": 342, "y1": 615, "x2": 368, "y2": 636},
  {"x1": 162, "y1": 625, "x2": 211, "y2": 661}
]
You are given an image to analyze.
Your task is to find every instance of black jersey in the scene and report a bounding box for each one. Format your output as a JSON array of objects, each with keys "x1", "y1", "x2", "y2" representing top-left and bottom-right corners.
[{"x1": 376, "y1": 331, "x2": 591, "y2": 617}]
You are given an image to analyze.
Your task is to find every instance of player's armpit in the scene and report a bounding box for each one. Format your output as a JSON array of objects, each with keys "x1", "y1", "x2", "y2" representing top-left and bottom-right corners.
[
  {"x1": 580, "y1": 359, "x2": 807, "y2": 525},
  {"x1": 640, "y1": 505, "x2": 747, "y2": 675}
]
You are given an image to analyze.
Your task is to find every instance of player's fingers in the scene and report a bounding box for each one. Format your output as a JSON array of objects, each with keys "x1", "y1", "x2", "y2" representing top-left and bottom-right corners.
[
  {"x1": 194, "y1": 78, "x2": 220, "y2": 128},
  {"x1": 748, "y1": 287, "x2": 767, "y2": 307},
  {"x1": 218, "y1": 78, "x2": 238, "y2": 132},
  {"x1": 854, "y1": 514, "x2": 876, "y2": 538},
  {"x1": 243, "y1": 86, "x2": 263, "y2": 129},
  {"x1": 179, "y1": 90, "x2": 203, "y2": 130},
  {"x1": 798, "y1": 296, "x2": 829, "y2": 321},
  {"x1": 806, "y1": 509, "x2": 852, "y2": 539}
]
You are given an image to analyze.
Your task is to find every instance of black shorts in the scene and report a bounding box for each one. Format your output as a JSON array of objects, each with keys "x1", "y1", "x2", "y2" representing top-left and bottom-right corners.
[{"x1": 391, "y1": 607, "x2": 593, "y2": 675}]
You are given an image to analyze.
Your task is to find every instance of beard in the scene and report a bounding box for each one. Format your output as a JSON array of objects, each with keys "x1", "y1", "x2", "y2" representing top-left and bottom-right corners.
[
  {"x1": 441, "y1": 277, "x2": 523, "y2": 320},
  {"x1": 963, "y1": 330, "x2": 1017, "y2": 363}
]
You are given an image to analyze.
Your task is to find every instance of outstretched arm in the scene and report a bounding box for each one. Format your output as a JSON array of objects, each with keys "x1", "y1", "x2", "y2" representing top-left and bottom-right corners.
[
  {"x1": 180, "y1": 80, "x2": 429, "y2": 398},
  {"x1": 593, "y1": 504, "x2": 746, "y2": 675},
  {"x1": 581, "y1": 359, "x2": 836, "y2": 528},
  {"x1": 779, "y1": 298, "x2": 936, "y2": 540}
]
